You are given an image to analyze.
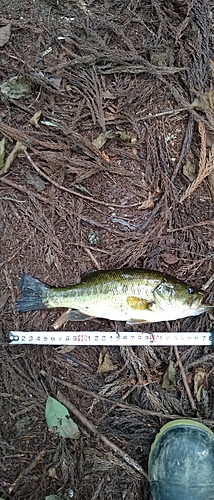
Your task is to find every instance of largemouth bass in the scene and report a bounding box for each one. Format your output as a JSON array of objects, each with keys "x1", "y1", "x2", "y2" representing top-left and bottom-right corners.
[{"x1": 15, "y1": 269, "x2": 212, "y2": 324}]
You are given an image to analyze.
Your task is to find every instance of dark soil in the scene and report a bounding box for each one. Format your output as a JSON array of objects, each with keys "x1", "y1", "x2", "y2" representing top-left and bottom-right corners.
[{"x1": 0, "y1": 1, "x2": 214, "y2": 499}]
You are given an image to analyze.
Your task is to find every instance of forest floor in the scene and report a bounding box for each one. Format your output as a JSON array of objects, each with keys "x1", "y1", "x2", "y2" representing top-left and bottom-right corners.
[{"x1": 0, "y1": 1, "x2": 214, "y2": 499}]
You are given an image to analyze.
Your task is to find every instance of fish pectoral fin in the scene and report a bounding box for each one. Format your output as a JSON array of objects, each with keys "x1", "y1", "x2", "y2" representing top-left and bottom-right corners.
[
  {"x1": 126, "y1": 296, "x2": 151, "y2": 310},
  {"x1": 126, "y1": 318, "x2": 148, "y2": 325},
  {"x1": 67, "y1": 309, "x2": 93, "y2": 322}
]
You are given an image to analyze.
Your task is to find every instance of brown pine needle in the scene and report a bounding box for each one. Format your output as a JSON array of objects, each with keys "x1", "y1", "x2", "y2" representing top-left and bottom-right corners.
[{"x1": 180, "y1": 121, "x2": 214, "y2": 202}]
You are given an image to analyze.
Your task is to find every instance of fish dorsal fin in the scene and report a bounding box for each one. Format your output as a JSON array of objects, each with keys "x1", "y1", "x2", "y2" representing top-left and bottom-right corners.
[
  {"x1": 126, "y1": 296, "x2": 151, "y2": 310},
  {"x1": 81, "y1": 269, "x2": 98, "y2": 282}
]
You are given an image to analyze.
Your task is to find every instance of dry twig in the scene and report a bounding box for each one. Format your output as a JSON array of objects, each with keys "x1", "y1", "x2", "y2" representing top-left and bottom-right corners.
[
  {"x1": 167, "y1": 219, "x2": 214, "y2": 232},
  {"x1": 24, "y1": 150, "x2": 140, "y2": 208},
  {"x1": 83, "y1": 247, "x2": 101, "y2": 269},
  {"x1": 201, "y1": 272, "x2": 214, "y2": 291},
  {"x1": 8, "y1": 450, "x2": 46, "y2": 494},
  {"x1": 174, "y1": 345, "x2": 197, "y2": 412},
  {"x1": 56, "y1": 390, "x2": 149, "y2": 480}
]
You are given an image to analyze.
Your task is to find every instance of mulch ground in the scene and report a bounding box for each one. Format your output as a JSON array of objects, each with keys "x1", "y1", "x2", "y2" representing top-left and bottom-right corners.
[{"x1": 0, "y1": 1, "x2": 214, "y2": 499}]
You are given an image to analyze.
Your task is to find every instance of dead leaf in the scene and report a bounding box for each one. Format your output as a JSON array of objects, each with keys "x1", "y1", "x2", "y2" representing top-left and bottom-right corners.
[
  {"x1": 97, "y1": 347, "x2": 117, "y2": 373},
  {"x1": 74, "y1": 184, "x2": 92, "y2": 196},
  {"x1": 162, "y1": 252, "x2": 179, "y2": 265},
  {"x1": 131, "y1": 147, "x2": 138, "y2": 155},
  {"x1": 92, "y1": 127, "x2": 130, "y2": 150},
  {"x1": 0, "y1": 24, "x2": 11, "y2": 47},
  {"x1": 138, "y1": 192, "x2": 154, "y2": 210},
  {"x1": 104, "y1": 112, "x2": 121, "y2": 121},
  {"x1": 194, "y1": 368, "x2": 207, "y2": 402},
  {"x1": 0, "y1": 141, "x2": 26, "y2": 175},
  {"x1": 55, "y1": 345, "x2": 75, "y2": 354},
  {"x1": 190, "y1": 90, "x2": 214, "y2": 113},
  {"x1": 25, "y1": 170, "x2": 46, "y2": 192},
  {"x1": 115, "y1": 125, "x2": 131, "y2": 141},
  {"x1": 101, "y1": 151, "x2": 110, "y2": 162},
  {"x1": 0, "y1": 75, "x2": 32, "y2": 100},
  {"x1": 162, "y1": 360, "x2": 176, "y2": 391},
  {"x1": 45, "y1": 248, "x2": 55, "y2": 266},
  {"x1": 30, "y1": 110, "x2": 42, "y2": 128},
  {"x1": 102, "y1": 90, "x2": 115, "y2": 99},
  {"x1": 183, "y1": 159, "x2": 196, "y2": 182},
  {"x1": 48, "y1": 467, "x2": 58, "y2": 479},
  {"x1": 92, "y1": 130, "x2": 116, "y2": 149},
  {"x1": 0, "y1": 137, "x2": 6, "y2": 171},
  {"x1": 210, "y1": 59, "x2": 214, "y2": 78},
  {"x1": 49, "y1": 76, "x2": 62, "y2": 88}
]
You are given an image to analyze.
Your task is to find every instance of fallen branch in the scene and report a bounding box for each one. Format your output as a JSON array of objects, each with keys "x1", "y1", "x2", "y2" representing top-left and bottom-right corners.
[
  {"x1": 24, "y1": 150, "x2": 140, "y2": 209},
  {"x1": 8, "y1": 450, "x2": 45, "y2": 494},
  {"x1": 56, "y1": 390, "x2": 149, "y2": 480},
  {"x1": 83, "y1": 246, "x2": 101, "y2": 269},
  {"x1": 174, "y1": 345, "x2": 197, "y2": 412},
  {"x1": 167, "y1": 219, "x2": 214, "y2": 232},
  {"x1": 0, "y1": 176, "x2": 49, "y2": 203}
]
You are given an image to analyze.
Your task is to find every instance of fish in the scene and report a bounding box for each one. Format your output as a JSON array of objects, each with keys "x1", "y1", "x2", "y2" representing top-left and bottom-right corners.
[{"x1": 14, "y1": 269, "x2": 212, "y2": 325}]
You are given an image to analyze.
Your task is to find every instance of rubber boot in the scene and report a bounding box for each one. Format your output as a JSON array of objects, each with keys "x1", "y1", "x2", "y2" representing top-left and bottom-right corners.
[{"x1": 148, "y1": 419, "x2": 214, "y2": 500}]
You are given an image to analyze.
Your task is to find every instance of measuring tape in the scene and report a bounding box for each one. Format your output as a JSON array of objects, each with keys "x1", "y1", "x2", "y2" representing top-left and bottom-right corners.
[{"x1": 8, "y1": 330, "x2": 214, "y2": 346}]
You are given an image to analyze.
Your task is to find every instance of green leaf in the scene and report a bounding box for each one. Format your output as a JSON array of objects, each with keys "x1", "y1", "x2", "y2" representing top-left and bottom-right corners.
[
  {"x1": 162, "y1": 360, "x2": 176, "y2": 391},
  {"x1": 45, "y1": 396, "x2": 80, "y2": 439}
]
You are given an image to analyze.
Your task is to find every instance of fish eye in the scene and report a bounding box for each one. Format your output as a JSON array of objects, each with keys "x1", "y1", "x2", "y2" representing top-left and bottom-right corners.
[{"x1": 187, "y1": 286, "x2": 194, "y2": 294}]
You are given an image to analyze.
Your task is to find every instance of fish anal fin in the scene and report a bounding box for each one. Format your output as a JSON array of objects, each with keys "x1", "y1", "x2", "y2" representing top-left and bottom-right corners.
[
  {"x1": 126, "y1": 318, "x2": 148, "y2": 325},
  {"x1": 67, "y1": 309, "x2": 93, "y2": 322},
  {"x1": 127, "y1": 296, "x2": 151, "y2": 310}
]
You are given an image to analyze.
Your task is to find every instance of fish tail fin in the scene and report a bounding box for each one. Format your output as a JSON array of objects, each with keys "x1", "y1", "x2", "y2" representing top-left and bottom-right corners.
[{"x1": 15, "y1": 274, "x2": 50, "y2": 312}]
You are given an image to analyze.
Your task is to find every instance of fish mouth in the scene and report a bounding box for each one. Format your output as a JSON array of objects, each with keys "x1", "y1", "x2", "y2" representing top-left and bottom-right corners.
[{"x1": 189, "y1": 293, "x2": 212, "y2": 311}]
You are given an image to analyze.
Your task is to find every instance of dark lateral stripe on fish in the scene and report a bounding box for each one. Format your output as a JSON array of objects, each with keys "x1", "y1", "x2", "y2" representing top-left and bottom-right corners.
[{"x1": 15, "y1": 274, "x2": 49, "y2": 312}]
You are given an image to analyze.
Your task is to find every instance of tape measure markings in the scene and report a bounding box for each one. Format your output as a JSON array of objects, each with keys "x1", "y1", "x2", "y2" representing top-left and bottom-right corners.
[{"x1": 8, "y1": 331, "x2": 213, "y2": 346}]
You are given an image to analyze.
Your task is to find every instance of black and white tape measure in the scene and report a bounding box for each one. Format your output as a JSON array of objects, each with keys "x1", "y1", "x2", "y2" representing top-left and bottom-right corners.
[{"x1": 8, "y1": 330, "x2": 214, "y2": 346}]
